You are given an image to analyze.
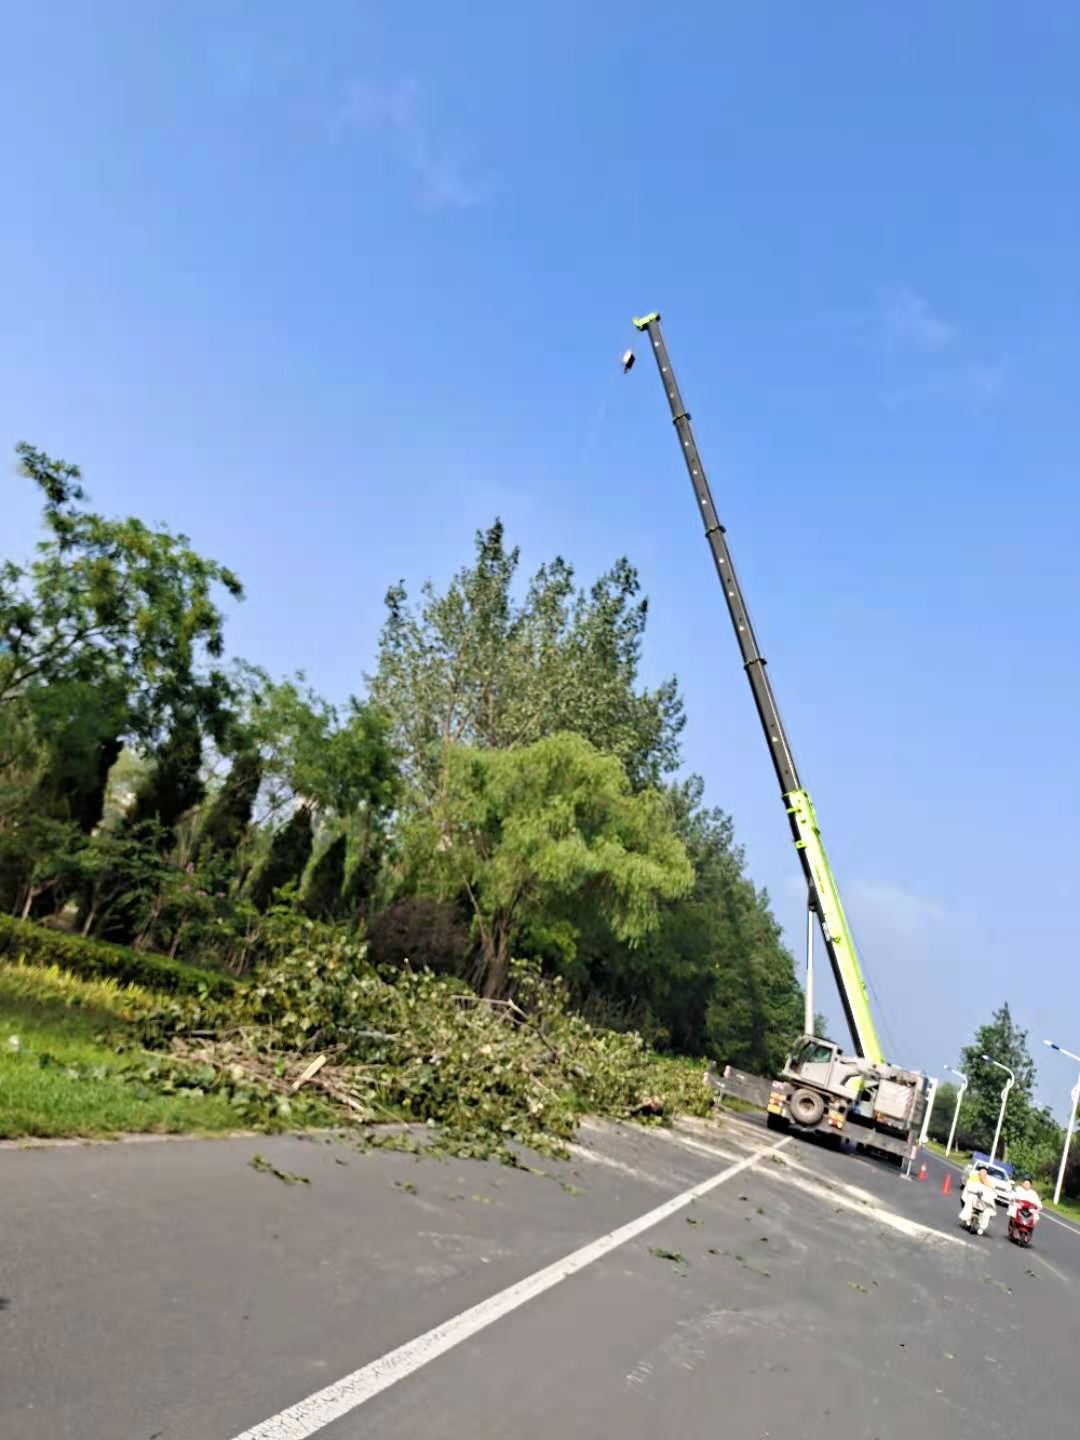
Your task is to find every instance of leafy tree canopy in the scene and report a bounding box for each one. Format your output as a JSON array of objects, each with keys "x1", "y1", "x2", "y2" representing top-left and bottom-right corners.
[
  {"x1": 370, "y1": 520, "x2": 684, "y2": 795},
  {"x1": 958, "y1": 1003, "x2": 1038, "y2": 1156},
  {"x1": 410, "y1": 732, "x2": 694, "y2": 996},
  {"x1": 1, "y1": 444, "x2": 243, "y2": 744}
]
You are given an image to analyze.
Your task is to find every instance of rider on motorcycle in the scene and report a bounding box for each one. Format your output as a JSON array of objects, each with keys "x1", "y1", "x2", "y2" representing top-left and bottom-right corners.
[
  {"x1": 1008, "y1": 1174, "x2": 1043, "y2": 1227},
  {"x1": 959, "y1": 1165, "x2": 996, "y2": 1234}
]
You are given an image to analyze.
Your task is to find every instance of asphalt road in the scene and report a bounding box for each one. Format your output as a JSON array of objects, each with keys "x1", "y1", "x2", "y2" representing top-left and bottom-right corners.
[{"x1": 3, "y1": 1114, "x2": 1077, "y2": 1440}]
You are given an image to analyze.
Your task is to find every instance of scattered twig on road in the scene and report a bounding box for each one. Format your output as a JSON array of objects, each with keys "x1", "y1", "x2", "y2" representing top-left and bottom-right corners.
[
  {"x1": 249, "y1": 1153, "x2": 310, "y2": 1186},
  {"x1": 649, "y1": 1246, "x2": 686, "y2": 1266}
]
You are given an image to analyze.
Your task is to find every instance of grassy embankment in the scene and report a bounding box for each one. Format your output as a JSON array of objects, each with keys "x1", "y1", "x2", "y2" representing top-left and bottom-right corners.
[
  {"x1": 0, "y1": 960, "x2": 239, "y2": 1139},
  {"x1": 0, "y1": 916, "x2": 716, "y2": 1152}
]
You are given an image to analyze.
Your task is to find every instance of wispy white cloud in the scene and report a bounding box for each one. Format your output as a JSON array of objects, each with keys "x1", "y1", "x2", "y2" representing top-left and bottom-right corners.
[
  {"x1": 880, "y1": 287, "x2": 955, "y2": 353},
  {"x1": 881, "y1": 357, "x2": 1007, "y2": 411},
  {"x1": 333, "y1": 77, "x2": 493, "y2": 211},
  {"x1": 840, "y1": 286, "x2": 1008, "y2": 407},
  {"x1": 846, "y1": 879, "x2": 962, "y2": 942}
]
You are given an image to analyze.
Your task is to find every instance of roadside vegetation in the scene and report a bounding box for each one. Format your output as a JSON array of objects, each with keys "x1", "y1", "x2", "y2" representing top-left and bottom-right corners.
[
  {"x1": 3, "y1": 443, "x2": 1076, "y2": 1191},
  {"x1": 0, "y1": 444, "x2": 796, "y2": 1151},
  {"x1": 0, "y1": 960, "x2": 239, "y2": 1138}
]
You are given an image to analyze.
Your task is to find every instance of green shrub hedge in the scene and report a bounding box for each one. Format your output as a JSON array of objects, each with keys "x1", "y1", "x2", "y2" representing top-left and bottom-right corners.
[{"x1": 0, "y1": 916, "x2": 235, "y2": 998}]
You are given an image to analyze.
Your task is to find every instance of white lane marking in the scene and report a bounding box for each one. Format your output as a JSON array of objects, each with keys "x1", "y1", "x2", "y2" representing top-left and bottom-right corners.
[
  {"x1": 567, "y1": 1143, "x2": 668, "y2": 1185},
  {"x1": 664, "y1": 1129, "x2": 963, "y2": 1246},
  {"x1": 1028, "y1": 1250, "x2": 1070, "y2": 1285},
  {"x1": 225, "y1": 1136, "x2": 790, "y2": 1440},
  {"x1": 650, "y1": 1127, "x2": 744, "y2": 1164}
]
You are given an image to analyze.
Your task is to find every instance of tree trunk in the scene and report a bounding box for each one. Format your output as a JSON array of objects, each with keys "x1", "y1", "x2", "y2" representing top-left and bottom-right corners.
[
  {"x1": 133, "y1": 895, "x2": 162, "y2": 951},
  {"x1": 80, "y1": 903, "x2": 99, "y2": 938},
  {"x1": 481, "y1": 927, "x2": 511, "y2": 999}
]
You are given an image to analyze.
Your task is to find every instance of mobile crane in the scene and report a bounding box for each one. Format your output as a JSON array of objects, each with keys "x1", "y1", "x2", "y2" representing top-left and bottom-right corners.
[{"x1": 628, "y1": 312, "x2": 928, "y2": 1161}]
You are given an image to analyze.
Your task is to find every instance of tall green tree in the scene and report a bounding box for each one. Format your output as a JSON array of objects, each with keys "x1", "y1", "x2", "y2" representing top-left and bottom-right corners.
[
  {"x1": 958, "y1": 1003, "x2": 1037, "y2": 1156},
  {"x1": 561, "y1": 777, "x2": 803, "y2": 1066},
  {"x1": 412, "y1": 732, "x2": 694, "y2": 997},
  {"x1": 197, "y1": 747, "x2": 263, "y2": 858},
  {"x1": 237, "y1": 671, "x2": 398, "y2": 918},
  {"x1": 20, "y1": 678, "x2": 128, "y2": 833},
  {"x1": 74, "y1": 821, "x2": 167, "y2": 938},
  {"x1": 1, "y1": 443, "x2": 244, "y2": 915},
  {"x1": 370, "y1": 521, "x2": 684, "y2": 796},
  {"x1": 239, "y1": 671, "x2": 398, "y2": 822},
  {"x1": 301, "y1": 831, "x2": 348, "y2": 921},
  {"x1": 1, "y1": 444, "x2": 243, "y2": 744},
  {"x1": 247, "y1": 806, "x2": 315, "y2": 912},
  {"x1": 127, "y1": 713, "x2": 205, "y2": 832}
]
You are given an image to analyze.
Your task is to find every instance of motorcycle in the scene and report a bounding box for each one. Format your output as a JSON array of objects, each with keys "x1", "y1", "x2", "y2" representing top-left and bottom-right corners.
[
  {"x1": 961, "y1": 1192, "x2": 992, "y2": 1236},
  {"x1": 1008, "y1": 1202, "x2": 1037, "y2": 1247}
]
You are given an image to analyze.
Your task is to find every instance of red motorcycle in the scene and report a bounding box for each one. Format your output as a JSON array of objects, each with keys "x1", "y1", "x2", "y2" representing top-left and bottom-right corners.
[{"x1": 1008, "y1": 1203, "x2": 1037, "y2": 1247}]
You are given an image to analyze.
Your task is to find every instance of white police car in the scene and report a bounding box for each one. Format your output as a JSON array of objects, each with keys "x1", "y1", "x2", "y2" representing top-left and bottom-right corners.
[{"x1": 961, "y1": 1153, "x2": 1014, "y2": 1206}]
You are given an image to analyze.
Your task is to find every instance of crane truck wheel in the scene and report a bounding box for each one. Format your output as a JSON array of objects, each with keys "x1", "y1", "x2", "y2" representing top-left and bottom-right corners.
[{"x1": 787, "y1": 1088, "x2": 826, "y2": 1127}]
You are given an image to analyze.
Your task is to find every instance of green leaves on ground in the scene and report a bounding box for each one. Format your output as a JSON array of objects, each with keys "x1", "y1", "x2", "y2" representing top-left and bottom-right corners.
[
  {"x1": 139, "y1": 934, "x2": 716, "y2": 1161},
  {"x1": 249, "y1": 1153, "x2": 311, "y2": 1185}
]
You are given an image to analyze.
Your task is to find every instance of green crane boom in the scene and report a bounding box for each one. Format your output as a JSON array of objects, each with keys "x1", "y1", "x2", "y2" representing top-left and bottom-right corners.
[{"x1": 631, "y1": 311, "x2": 885, "y2": 1066}]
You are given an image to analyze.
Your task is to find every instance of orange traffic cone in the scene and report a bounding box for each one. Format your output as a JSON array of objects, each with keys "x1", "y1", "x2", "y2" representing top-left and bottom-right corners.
[
  {"x1": 942, "y1": 1173, "x2": 952, "y2": 1196},
  {"x1": 917, "y1": 1163, "x2": 928, "y2": 1181}
]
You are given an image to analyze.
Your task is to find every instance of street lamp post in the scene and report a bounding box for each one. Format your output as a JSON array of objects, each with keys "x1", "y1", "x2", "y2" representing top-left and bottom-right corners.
[
  {"x1": 1044, "y1": 1040, "x2": 1080, "y2": 1207},
  {"x1": 944, "y1": 1066, "x2": 968, "y2": 1158},
  {"x1": 918, "y1": 1076, "x2": 939, "y2": 1148},
  {"x1": 983, "y1": 1055, "x2": 1015, "y2": 1164}
]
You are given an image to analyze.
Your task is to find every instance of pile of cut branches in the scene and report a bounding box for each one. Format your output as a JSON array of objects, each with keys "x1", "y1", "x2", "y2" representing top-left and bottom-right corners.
[{"x1": 131, "y1": 928, "x2": 715, "y2": 1159}]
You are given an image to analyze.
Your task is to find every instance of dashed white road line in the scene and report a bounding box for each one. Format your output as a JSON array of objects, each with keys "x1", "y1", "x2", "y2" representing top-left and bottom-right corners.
[{"x1": 225, "y1": 1135, "x2": 790, "y2": 1440}]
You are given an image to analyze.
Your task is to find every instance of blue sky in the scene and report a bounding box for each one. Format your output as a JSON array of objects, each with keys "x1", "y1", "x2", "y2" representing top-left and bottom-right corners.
[{"x1": 3, "y1": 4, "x2": 1079, "y2": 1113}]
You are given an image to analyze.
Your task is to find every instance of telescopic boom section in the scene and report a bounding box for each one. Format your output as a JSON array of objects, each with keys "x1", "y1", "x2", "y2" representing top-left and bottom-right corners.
[{"x1": 632, "y1": 312, "x2": 885, "y2": 1065}]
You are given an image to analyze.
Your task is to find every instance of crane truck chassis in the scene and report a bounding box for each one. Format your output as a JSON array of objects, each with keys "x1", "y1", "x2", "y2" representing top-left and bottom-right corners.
[
  {"x1": 630, "y1": 311, "x2": 929, "y2": 1165},
  {"x1": 713, "y1": 1041, "x2": 928, "y2": 1161}
]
